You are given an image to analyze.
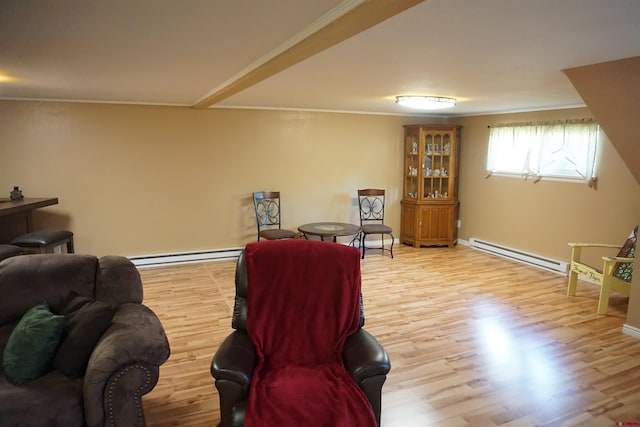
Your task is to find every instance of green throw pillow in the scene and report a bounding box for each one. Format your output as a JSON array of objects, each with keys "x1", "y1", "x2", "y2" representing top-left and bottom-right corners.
[{"x1": 3, "y1": 302, "x2": 65, "y2": 385}]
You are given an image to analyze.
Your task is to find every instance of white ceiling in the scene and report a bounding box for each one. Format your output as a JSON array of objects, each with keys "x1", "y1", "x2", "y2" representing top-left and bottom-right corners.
[{"x1": 1, "y1": 0, "x2": 639, "y2": 117}]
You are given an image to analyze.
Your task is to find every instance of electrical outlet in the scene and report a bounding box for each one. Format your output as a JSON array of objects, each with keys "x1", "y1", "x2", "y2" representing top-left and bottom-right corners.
[{"x1": 457, "y1": 220, "x2": 462, "y2": 228}]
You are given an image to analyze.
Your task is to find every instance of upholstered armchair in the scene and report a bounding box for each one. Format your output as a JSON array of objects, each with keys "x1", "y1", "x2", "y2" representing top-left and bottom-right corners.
[
  {"x1": 211, "y1": 240, "x2": 390, "y2": 427},
  {"x1": 0, "y1": 254, "x2": 170, "y2": 427}
]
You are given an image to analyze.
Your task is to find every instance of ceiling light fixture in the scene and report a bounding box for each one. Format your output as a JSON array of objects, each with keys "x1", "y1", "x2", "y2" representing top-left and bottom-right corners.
[{"x1": 396, "y1": 96, "x2": 456, "y2": 110}]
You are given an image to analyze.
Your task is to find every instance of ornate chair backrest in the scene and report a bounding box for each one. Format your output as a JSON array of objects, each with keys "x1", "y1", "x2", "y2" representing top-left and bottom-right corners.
[
  {"x1": 358, "y1": 189, "x2": 386, "y2": 226},
  {"x1": 253, "y1": 191, "x2": 283, "y2": 230}
]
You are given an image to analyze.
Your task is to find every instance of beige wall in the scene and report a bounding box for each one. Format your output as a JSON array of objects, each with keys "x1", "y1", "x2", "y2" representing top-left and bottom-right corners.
[
  {"x1": 1, "y1": 100, "x2": 638, "y2": 326},
  {"x1": 456, "y1": 107, "x2": 640, "y2": 263},
  {"x1": 1, "y1": 101, "x2": 412, "y2": 255}
]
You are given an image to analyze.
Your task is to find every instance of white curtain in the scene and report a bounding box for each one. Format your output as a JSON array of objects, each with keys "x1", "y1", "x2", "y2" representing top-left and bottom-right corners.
[{"x1": 487, "y1": 120, "x2": 599, "y2": 186}]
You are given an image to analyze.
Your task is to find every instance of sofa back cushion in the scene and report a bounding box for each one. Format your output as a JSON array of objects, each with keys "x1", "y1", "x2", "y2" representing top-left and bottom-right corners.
[
  {"x1": 53, "y1": 293, "x2": 115, "y2": 378},
  {"x1": 0, "y1": 255, "x2": 99, "y2": 326}
]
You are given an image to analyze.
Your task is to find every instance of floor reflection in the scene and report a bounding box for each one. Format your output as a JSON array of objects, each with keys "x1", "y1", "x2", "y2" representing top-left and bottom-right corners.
[{"x1": 473, "y1": 303, "x2": 570, "y2": 417}]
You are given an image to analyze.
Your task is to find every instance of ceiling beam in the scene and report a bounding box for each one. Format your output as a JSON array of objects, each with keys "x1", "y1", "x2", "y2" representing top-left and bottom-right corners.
[{"x1": 192, "y1": 0, "x2": 425, "y2": 109}]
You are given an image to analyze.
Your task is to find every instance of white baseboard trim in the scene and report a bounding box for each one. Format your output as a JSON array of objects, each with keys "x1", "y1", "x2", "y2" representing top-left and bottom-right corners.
[
  {"x1": 622, "y1": 323, "x2": 640, "y2": 339},
  {"x1": 129, "y1": 247, "x2": 242, "y2": 268},
  {"x1": 129, "y1": 237, "x2": 401, "y2": 268}
]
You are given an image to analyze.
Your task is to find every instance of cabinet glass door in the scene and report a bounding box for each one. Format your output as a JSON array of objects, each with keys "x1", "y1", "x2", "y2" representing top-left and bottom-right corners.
[
  {"x1": 421, "y1": 131, "x2": 452, "y2": 200},
  {"x1": 405, "y1": 132, "x2": 419, "y2": 199}
]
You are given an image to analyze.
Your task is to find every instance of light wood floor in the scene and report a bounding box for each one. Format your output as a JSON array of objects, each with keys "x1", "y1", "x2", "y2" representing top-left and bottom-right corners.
[{"x1": 140, "y1": 244, "x2": 640, "y2": 426}]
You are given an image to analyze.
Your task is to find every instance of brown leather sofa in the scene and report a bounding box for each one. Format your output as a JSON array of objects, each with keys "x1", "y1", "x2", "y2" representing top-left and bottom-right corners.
[
  {"x1": 211, "y1": 243, "x2": 391, "y2": 427},
  {"x1": 0, "y1": 254, "x2": 170, "y2": 427}
]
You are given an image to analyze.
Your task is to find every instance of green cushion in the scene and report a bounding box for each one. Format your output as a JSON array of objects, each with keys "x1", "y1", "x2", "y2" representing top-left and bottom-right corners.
[
  {"x1": 53, "y1": 293, "x2": 114, "y2": 378},
  {"x1": 2, "y1": 302, "x2": 65, "y2": 384}
]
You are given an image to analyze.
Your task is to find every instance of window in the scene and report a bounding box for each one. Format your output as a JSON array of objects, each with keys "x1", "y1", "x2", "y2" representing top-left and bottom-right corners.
[{"x1": 486, "y1": 119, "x2": 600, "y2": 186}]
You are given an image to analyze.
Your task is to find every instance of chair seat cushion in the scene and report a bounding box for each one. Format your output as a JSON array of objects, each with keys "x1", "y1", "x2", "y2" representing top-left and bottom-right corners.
[
  {"x1": 11, "y1": 230, "x2": 73, "y2": 247},
  {"x1": 0, "y1": 245, "x2": 22, "y2": 261},
  {"x1": 0, "y1": 370, "x2": 84, "y2": 427},
  {"x1": 259, "y1": 229, "x2": 296, "y2": 240},
  {"x1": 361, "y1": 224, "x2": 393, "y2": 234},
  {"x1": 251, "y1": 364, "x2": 374, "y2": 426}
]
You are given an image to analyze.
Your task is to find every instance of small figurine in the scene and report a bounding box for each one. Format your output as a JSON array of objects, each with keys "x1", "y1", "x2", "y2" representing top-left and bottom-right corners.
[{"x1": 10, "y1": 186, "x2": 24, "y2": 201}]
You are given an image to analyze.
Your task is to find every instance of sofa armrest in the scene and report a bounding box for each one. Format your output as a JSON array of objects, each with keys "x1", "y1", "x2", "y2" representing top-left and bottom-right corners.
[
  {"x1": 343, "y1": 328, "x2": 390, "y2": 384},
  {"x1": 83, "y1": 303, "x2": 170, "y2": 427}
]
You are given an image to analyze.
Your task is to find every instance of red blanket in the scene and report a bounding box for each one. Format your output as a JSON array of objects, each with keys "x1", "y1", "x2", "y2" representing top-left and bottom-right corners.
[{"x1": 244, "y1": 240, "x2": 376, "y2": 427}]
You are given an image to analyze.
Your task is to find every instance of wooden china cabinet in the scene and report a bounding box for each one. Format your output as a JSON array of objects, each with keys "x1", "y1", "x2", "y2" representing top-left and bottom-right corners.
[{"x1": 401, "y1": 125, "x2": 461, "y2": 248}]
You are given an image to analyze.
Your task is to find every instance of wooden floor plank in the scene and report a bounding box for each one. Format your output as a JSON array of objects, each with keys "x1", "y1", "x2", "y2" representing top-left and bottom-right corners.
[{"x1": 140, "y1": 244, "x2": 640, "y2": 426}]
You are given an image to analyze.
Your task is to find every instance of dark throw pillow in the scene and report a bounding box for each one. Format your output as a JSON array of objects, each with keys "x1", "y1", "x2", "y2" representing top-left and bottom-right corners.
[
  {"x1": 3, "y1": 302, "x2": 65, "y2": 385},
  {"x1": 53, "y1": 293, "x2": 115, "y2": 378},
  {"x1": 613, "y1": 225, "x2": 637, "y2": 282}
]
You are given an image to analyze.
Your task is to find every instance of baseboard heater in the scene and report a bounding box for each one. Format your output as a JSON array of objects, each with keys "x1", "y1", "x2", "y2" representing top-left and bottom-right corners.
[
  {"x1": 468, "y1": 238, "x2": 568, "y2": 275},
  {"x1": 129, "y1": 247, "x2": 242, "y2": 268},
  {"x1": 129, "y1": 237, "x2": 401, "y2": 268}
]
